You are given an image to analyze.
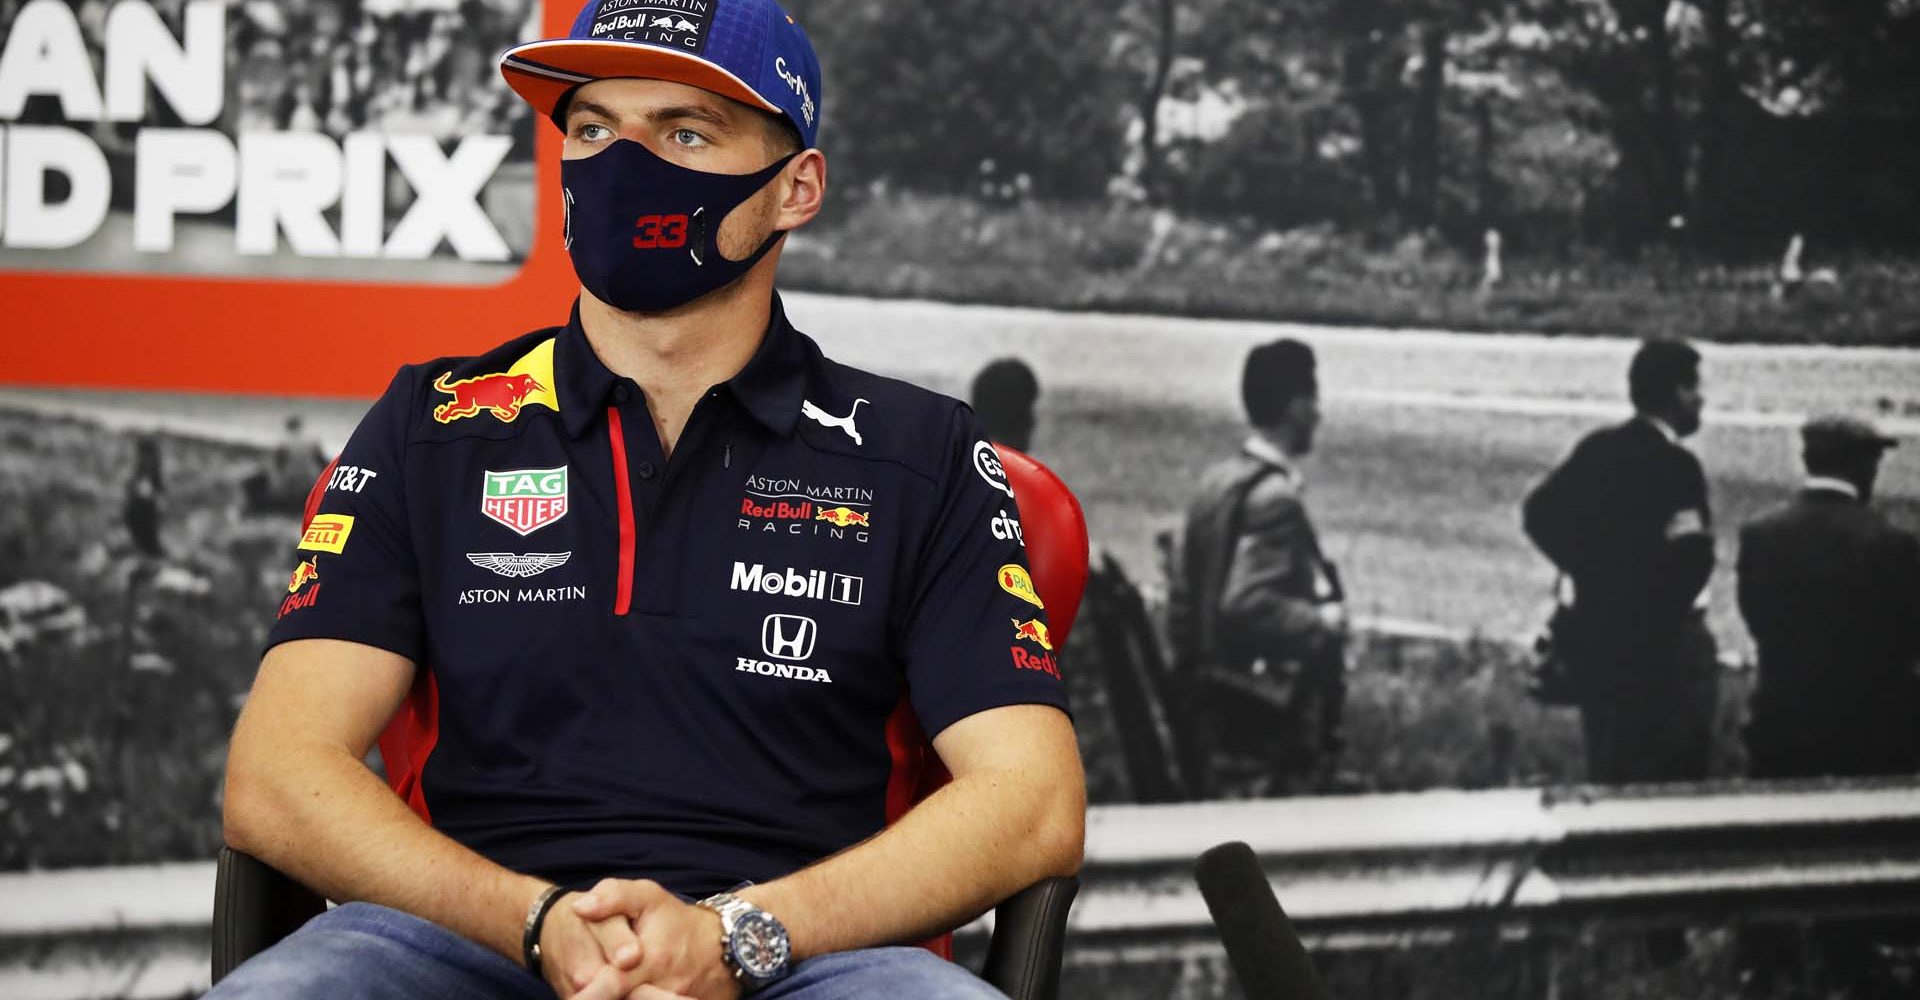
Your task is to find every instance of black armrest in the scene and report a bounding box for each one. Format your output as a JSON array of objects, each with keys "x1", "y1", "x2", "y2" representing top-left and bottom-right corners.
[
  {"x1": 212, "y1": 846, "x2": 327, "y2": 985},
  {"x1": 980, "y1": 875, "x2": 1079, "y2": 1000}
]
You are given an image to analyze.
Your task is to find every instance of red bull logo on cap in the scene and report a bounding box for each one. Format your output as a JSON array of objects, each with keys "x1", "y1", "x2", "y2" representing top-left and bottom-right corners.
[
  {"x1": 588, "y1": 0, "x2": 713, "y2": 51},
  {"x1": 815, "y1": 506, "x2": 871, "y2": 528},
  {"x1": 432, "y1": 340, "x2": 560, "y2": 425},
  {"x1": 1011, "y1": 617, "x2": 1053, "y2": 652}
]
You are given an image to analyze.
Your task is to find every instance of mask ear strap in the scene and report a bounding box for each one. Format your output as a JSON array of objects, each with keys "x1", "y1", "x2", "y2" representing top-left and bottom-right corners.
[
  {"x1": 693, "y1": 151, "x2": 802, "y2": 267},
  {"x1": 753, "y1": 151, "x2": 802, "y2": 182}
]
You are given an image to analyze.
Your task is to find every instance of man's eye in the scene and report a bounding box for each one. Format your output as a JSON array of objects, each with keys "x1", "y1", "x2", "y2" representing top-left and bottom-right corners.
[
  {"x1": 672, "y1": 128, "x2": 707, "y2": 146},
  {"x1": 577, "y1": 122, "x2": 611, "y2": 140}
]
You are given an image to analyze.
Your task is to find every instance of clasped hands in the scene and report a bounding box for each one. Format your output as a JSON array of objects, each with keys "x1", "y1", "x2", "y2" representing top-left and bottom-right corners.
[{"x1": 537, "y1": 878, "x2": 743, "y2": 1000}]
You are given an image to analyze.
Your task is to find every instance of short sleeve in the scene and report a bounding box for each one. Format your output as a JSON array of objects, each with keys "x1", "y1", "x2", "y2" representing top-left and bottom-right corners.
[
  {"x1": 898, "y1": 407, "x2": 1071, "y2": 739},
  {"x1": 265, "y1": 368, "x2": 424, "y2": 663}
]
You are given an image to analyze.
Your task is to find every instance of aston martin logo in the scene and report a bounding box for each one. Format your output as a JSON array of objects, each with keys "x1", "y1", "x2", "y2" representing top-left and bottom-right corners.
[{"x1": 466, "y1": 552, "x2": 573, "y2": 578}]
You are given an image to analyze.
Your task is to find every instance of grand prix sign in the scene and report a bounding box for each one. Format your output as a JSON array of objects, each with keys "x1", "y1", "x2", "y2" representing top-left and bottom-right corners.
[
  {"x1": 1, "y1": 0, "x2": 579, "y2": 397},
  {"x1": 0, "y1": 1, "x2": 511, "y2": 261}
]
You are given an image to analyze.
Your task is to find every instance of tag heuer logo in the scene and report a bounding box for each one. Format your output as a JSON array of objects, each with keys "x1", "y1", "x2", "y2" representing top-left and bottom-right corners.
[{"x1": 482, "y1": 467, "x2": 569, "y2": 536}]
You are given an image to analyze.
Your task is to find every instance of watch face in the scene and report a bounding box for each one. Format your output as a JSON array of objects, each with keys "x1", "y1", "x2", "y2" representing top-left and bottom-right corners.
[{"x1": 729, "y1": 910, "x2": 791, "y2": 980}]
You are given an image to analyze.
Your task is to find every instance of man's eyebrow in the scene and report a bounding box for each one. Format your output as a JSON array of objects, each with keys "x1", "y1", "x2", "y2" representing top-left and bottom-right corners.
[
  {"x1": 646, "y1": 103, "x2": 739, "y2": 133},
  {"x1": 565, "y1": 99, "x2": 622, "y2": 123}
]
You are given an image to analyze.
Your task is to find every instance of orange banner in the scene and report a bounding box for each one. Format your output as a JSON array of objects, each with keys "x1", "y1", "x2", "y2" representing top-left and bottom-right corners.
[{"x1": 3, "y1": 1, "x2": 577, "y2": 398}]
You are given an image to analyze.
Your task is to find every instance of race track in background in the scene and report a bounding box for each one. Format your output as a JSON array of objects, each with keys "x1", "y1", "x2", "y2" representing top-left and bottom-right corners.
[{"x1": 5, "y1": 291, "x2": 1918, "y2": 653}]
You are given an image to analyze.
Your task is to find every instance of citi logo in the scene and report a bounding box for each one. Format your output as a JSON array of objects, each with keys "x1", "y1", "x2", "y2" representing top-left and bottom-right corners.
[
  {"x1": 991, "y1": 509, "x2": 1024, "y2": 545},
  {"x1": 762, "y1": 614, "x2": 817, "y2": 661},
  {"x1": 731, "y1": 562, "x2": 863, "y2": 605}
]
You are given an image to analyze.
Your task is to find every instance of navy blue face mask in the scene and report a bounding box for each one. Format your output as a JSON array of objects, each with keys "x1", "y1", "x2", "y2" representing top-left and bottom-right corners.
[{"x1": 562, "y1": 138, "x2": 798, "y2": 313}]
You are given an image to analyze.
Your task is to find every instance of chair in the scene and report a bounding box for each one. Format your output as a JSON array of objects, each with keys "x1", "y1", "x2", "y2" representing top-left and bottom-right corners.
[{"x1": 213, "y1": 444, "x2": 1089, "y2": 999}]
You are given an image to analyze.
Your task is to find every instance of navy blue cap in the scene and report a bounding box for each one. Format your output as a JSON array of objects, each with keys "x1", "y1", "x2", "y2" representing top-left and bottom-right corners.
[{"x1": 501, "y1": 0, "x2": 821, "y2": 149}]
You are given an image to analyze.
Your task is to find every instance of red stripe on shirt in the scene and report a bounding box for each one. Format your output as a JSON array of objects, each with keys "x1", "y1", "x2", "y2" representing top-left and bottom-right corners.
[{"x1": 607, "y1": 407, "x2": 635, "y2": 616}]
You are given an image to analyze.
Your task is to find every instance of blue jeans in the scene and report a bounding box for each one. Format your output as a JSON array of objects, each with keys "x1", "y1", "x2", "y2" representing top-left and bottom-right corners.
[{"x1": 205, "y1": 902, "x2": 1010, "y2": 1000}]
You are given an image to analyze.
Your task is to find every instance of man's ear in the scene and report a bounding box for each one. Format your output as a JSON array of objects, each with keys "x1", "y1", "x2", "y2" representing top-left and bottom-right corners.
[{"x1": 774, "y1": 150, "x2": 826, "y2": 231}]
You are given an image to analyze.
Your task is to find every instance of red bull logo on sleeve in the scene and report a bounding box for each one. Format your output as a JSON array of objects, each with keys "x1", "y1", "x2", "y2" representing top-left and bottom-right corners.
[
  {"x1": 1010, "y1": 645, "x2": 1060, "y2": 679},
  {"x1": 431, "y1": 339, "x2": 560, "y2": 425},
  {"x1": 298, "y1": 514, "x2": 355, "y2": 554},
  {"x1": 279, "y1": 558, "x2": 321, "y2": 618},
  {"x1": 998, "y1": 564, "x2": 1044, "y2": 609},
  {"x1": 815, "y1": 506, "x2": 871, "y2": 528},
  {"x1": 286, "y1": 558, "x2": 320, "y2": 594},
  {"x1": 1011, "y1": 617, "x2": 1053, "y2": 652}
]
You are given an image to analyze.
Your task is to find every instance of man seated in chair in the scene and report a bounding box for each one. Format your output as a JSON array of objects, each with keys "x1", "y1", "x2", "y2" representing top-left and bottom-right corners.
[{"x1": 214, "y1": 4, "x2": 1085, "y2": 998}]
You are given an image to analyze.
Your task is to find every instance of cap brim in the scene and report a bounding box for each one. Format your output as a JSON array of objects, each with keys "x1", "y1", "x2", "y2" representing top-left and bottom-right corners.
[{"x1": 501, "y1": 39, "x2": 781, "y2": 122}]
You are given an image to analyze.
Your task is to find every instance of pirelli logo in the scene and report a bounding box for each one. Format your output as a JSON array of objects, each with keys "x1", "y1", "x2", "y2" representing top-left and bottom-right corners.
[{"x1": 298, "y1": 514, "x2": 355, "y2": 554}]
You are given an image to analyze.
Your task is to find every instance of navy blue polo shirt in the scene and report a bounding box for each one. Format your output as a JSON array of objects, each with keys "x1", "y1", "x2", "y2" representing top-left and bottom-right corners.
[{"x1": 267, "y1": 294, "x2": 1069, "y2": 896}]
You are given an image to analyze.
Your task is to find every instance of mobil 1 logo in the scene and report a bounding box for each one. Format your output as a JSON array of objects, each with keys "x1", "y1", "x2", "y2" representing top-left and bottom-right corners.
[
  {"x1": 731, "y1": 561, "x2": 863, "y2": 606},
  {"x1": 589, "y1": 0, "x2": 712, "y2": 53}
]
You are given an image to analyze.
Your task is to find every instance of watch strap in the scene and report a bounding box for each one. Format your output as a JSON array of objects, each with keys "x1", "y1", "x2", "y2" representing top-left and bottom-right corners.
[{"x1": 697, "y1": 892, "x2": 785, "y2": 991}]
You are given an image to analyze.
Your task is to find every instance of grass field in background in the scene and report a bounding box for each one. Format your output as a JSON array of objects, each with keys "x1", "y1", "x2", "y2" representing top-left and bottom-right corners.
[
  {"x1": 1018, "y1": 382, "x2": 1920, "y2": 654},
  {"x1": 781, "y1": 192, "x2": 1920, "y2": 347}
]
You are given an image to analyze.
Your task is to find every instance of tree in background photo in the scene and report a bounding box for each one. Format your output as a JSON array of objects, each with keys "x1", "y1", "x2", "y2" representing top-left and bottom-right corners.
[{"x1": 782, "y1": 0, "x2": 1920, "y2": 344}]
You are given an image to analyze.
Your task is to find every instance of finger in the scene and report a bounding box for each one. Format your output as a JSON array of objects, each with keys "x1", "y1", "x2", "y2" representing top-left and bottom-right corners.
[
  {"x1": 572, "y1": 878, "x2": 666, "y2": 919},
  {"x1": 586, "y1": 914, "x2": 643, "y2": 969},
  {"x1": 626, "y1": 985, "x2": 697, "y2": 1000},
  {"x1": 572, "y1": 962, "x2": 635, "y2": 1000}
]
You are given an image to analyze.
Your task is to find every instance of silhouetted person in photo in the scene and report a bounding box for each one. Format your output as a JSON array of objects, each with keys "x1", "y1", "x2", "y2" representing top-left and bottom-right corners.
[
  {"x1": 1523, "y1": 339, "x2": 1718, "y2": 789},
  {"x1": 1734, "y1": 425, "x2": 1919, "y2": 1000},
  {"x1": 1523, "y1": 340, "x2": 1717, "y2": 967},
  {"x1": 1739, "y1": 415, "x2": 1919, "y2": 779},
  {"x1": 124, "y1": 436, "x2": 164, "y2": 559},
  {"x1": 970, "y1": 358, "x2": 1039, "y2": 453},
  {"x1": 1168, "y1": 339, "x2": 1347, "y2": 798}
]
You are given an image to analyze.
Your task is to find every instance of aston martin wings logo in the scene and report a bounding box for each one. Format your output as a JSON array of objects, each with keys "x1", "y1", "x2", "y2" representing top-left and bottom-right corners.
[{"x1": 466, "y1": 552, "x2": 573, "y2": 578}]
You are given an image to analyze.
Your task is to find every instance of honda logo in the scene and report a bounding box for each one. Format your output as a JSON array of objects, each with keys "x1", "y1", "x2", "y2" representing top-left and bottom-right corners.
[{"x1": 762, "y1": 614, "x2": 817, "y2": 661}]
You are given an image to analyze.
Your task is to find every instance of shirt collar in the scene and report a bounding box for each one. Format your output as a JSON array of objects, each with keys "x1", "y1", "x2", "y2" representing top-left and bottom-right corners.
[
  {"x1": 1640, "y1": 414, "x2": 1679, "y2": 444},
  {"x1": 556, "y1": 301, "x2": 619, "y2": 439},
  {"x1": 1242, "y1": 434, "x2": 1301, "y2": 484},
  {"x1": 1803, "y1": 476, "x2": 1860, "y2": 500},
  {"x1": 723, "y1": 292, "x2": 808, "y2": 438},
  {"x1": 554, "y1": 293, "x2": 809, "y2": 439}
]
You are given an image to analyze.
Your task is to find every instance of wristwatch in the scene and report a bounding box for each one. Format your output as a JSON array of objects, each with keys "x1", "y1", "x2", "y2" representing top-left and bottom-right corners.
[{"x1": 695, "y1": 892, "x2": 791, "y2": 992}]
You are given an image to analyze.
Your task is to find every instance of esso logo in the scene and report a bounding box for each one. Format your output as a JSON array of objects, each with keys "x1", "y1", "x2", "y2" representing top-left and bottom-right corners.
[
  {"x1": 633, "y1": 214, "x2": 690, "y2": 249},
  {"x1": 973, "y1": 440, "x2": 1014, "y2": 498}
]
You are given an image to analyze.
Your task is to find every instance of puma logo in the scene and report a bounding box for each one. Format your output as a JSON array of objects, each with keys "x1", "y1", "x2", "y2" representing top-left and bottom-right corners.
[{"x1": 801, "y1": 398, "x2": 869, "y2": 445}]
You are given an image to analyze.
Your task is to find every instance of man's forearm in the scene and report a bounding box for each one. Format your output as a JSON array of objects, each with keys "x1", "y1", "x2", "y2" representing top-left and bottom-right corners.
[
  {"x1": 735, "y1": 766, "x2": 1084, "y2": 961},
  {"x1": 224, "y1": 742, "x2": 548, "y2": 964}
]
